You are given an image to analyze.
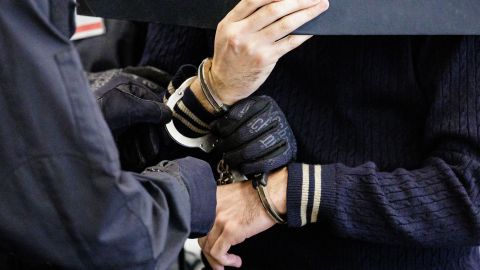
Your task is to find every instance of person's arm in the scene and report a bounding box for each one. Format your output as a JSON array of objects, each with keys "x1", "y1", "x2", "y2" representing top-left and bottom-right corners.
[
  {"x1": 200, "y1": 36, "x2": 480, "y2": 269},
  {"x1": 141, "y1": 0, "x2": 329, "y2": 127},
  {"x1": 282, "y1": 36, "x2": 480, "y2": 247},
  {"x1": 0, "y1": 1, "x2": 215, "y2": 269}
]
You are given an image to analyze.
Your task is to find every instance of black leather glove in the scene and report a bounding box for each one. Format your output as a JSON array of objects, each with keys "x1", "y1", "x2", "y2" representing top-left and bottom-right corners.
[
  {"x1": 89, "y1": 67, "x2": 172, "y2": 172},
  {"x1": 212, "y1": 96, "x2": 297, "y2": 175}
]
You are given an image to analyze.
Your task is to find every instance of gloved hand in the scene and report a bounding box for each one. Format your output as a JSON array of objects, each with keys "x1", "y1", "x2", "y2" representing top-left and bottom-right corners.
[
  {"x1": 212, "y1": 96, "x2": 297, "y2": 175},
  {"x1": 89, "y1": 66, "x2": 172, "y2": 172}
]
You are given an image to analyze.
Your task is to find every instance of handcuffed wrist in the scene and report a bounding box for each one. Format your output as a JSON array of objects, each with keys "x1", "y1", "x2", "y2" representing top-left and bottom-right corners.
[
  {"x1": 253, "y1": 173, "x2": 287, "y2": 224},
  {"x1": 199, "y1": 58, "x2": 230, "y2": 114},
  {"x1": 207, "y1": 72, "x2": 237, "y2": 107},
  {"x1": 168, "y1": 66, "x2": 218, "y2": 138}
]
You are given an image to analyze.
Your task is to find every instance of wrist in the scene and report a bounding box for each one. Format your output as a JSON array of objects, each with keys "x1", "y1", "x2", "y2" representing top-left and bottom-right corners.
[
  {"x1": 190, "y1": 77, "x2": 218, "y2": 115},
  {"x1": 266, "y1": 167, "x2": 288, "y2": 215},
  {"x1": 208, "y1": 60, "x2": 239, "y2": 106}
]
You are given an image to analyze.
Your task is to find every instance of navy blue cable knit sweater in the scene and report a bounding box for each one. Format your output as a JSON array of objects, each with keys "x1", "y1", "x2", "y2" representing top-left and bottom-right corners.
[{"x1": 141, "y1": 25, "x2": 480, "y2": 270}]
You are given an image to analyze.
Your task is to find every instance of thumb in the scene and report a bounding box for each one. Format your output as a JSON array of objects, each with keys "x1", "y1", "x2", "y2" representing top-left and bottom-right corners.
[
  {"x1": 124, "y1": 95, "x2": 172, "y2": 126},
  {"x1": 136, "y1": 100, "x2": 173, "y2": 125}
]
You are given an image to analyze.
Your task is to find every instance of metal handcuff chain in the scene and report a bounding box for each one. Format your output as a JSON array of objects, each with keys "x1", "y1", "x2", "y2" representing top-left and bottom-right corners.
[{"x1": 164, "y1": 76, "x2": 247, "y2": 184}]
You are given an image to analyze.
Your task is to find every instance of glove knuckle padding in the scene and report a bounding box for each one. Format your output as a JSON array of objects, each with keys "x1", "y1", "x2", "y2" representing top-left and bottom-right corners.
[
  {"x1": 214, "y1": 96, "x2": 270, "y2": 136},
  {"x1": 240, "y1": 145, "x2": 292, "y2": 175},
  {"x1": 217, "y1": 95, "x2": 297, "y2": 175},
  {"x1": 217, "y1": 109, "x2": 276, "y2": 151}
]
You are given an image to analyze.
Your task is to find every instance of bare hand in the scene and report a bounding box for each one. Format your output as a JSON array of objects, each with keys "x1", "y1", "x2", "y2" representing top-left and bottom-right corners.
[
  {"x1": 199, "y1": 168, "x2": 288, "y2": 269},
  {"x1": 209, "y1": 0, "x2": 330, "y2": 105}
]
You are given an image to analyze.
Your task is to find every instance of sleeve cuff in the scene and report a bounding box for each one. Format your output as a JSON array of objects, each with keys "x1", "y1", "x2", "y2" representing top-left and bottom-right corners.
[
  {"x1": 145, "y1": 157, "x2": 217, "y2": 238},
  {"x1": 286, "y1": 163, "x2": 336, "y2": 227},
  {"x1": 176, "y1": 157, "x2": 217, "y2": 238},
  {"x1": 167, "y1": 65, "x2": 218, "y2": 138}
]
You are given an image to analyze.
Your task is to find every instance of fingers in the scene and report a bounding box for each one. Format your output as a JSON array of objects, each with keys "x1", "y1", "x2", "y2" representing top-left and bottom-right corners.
[
  {"x1": 204, "y1": 252, "x2": 225, "y2": 270},
  {"x1": 243, "y1": 0, "x2": 326, "y2": 33},
  {"x1": 222, "y1": 134, "x2": 285, "y2": 168},
  {"x1": 199, "y1": 238, "x2": 224, "y2": 269},
  {"x1": 258, "y1": 1, "x2": 328, "y2": 43},
  {"x1": 272, "y1": 34, "x2": 313, "y2": 58},
  {"x1": 215, "y1": 110, "x2": 275, "y2": 152},
  {"x1": 225, "y1": 0, "x2": 279, "y2": 22},
  {"x1": 201, "y1": 230, "x2": 243, "y2": 268},
  {"x1": 201, "y1": 224, "x2": 223, "y2": 255},
  {"x1": 240, "y1": 144, "x2": 291, "y2": 175},
  {"x1": 210, "y1": 235, "x2": 242, "y2": 267},
  {"x1": 213, "y1": 98, "x2": 269, "y2": 137},
  {"x1": 200, "y1": 235, "x2": 241, "y2": 269}
]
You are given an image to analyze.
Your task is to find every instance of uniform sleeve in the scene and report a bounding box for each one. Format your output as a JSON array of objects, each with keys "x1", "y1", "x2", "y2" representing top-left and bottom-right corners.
[
  {"x1": 0, "y1": 1, "x2": 215, "y2": 269},
  {"x1": 286, "y1": 36, "x2": 480, "y2": 248}
]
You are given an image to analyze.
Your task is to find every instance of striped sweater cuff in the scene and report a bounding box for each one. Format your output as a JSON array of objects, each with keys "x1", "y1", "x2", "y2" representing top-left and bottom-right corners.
[
  {"x1": 286, "y1": 163, "x2": 336, "y2": 227},
  {"x1": 171, "y1": 86, "x2": 217, "y2": 138},
  {"x1": 166, "y1": 65, "x2": 217, "y2": 138}
]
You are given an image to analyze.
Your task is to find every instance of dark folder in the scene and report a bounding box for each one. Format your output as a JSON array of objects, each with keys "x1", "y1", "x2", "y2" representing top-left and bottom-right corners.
[{"x1": 78, "y1": 0, "x2": 480, "y2": 35}]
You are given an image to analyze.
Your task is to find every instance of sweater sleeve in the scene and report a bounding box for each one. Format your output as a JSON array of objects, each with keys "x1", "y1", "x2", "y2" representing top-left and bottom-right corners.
[
  {"x1": 286, "y1": 36, "x2": 480, "y2": 248},
  {"x1": 140, "y1": 23, "x2": 211, "y2": 75}
]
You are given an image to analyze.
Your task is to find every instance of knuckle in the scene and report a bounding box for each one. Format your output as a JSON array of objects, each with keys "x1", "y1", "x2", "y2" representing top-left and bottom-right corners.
[
  {"x1": 226, "y1": 35, "x2": 243, "y2": 50},
  {"x1": 243, "y1": 43, "x2": 255, "y2": 55},
  {"x1": 264, "y1": 27, "x2": 277, "y2": 40},
  {"x1": 265, "y1": 4, "x2": 280, "y2": 17},
  {"x1": 223, "y1": 224, "x2": 236, "y2": 236},
  {"x1": 211, "y1": 251, "x2": 224, "y2": 261},
  {"x1": 217, "y1": 21, "x2": 226, "y2": 32},
  {"x1": 216, "y1": 214, "x2": 229, "y2": 226},
  {"x1": 233, "y1": 233, "x2": 246, "y2": 244},
  {"x1": 253, "y1": 52, "x2": 267, "y2": 67},
  {"x1": 244, "y1": 0, "x2": 255, "y2": 8},
  {"x1": 287, "y1": 35, "x2": 299, "y2": 47},
  {"x1": 227, "y1": 35, "x2": 240, "y2": 48},
  {"x1": 278, "y1": 18, "x2": 293, "y2": 33}
]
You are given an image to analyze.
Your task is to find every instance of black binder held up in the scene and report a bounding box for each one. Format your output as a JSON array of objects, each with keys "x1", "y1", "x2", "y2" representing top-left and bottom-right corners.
[{"x1": 78, "y1": 0, "x2": 480, "y2": 35}]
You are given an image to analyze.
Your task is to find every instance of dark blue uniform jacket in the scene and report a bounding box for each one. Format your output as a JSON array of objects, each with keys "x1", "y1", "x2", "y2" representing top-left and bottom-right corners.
[{"x1": 0, "y1": 1, "x2": 214, "y2": 269}]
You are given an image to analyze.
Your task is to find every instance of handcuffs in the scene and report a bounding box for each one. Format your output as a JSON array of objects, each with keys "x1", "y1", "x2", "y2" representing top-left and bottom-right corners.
[
  {"x1": 165, "y1": 76, "x2": 247, "y2": 185},
  {"x1": 165, "y1": 75, "x2": 286, "y2": 224}
]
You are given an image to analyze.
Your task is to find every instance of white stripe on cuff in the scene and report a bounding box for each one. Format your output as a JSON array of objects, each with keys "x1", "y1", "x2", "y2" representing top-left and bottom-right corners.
[
  {"x1": 177, "y1": 100, "x2": 210, "y2": 129},
  {"x1": 172, "y1": 111, "x2": 210, "y2": 135},
  {"x1": 300, "y1": 164, "x2": 310, "y2": 226},
  {"x1": 311, "y1": 165, "x2": 322, "y2": 223}
]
